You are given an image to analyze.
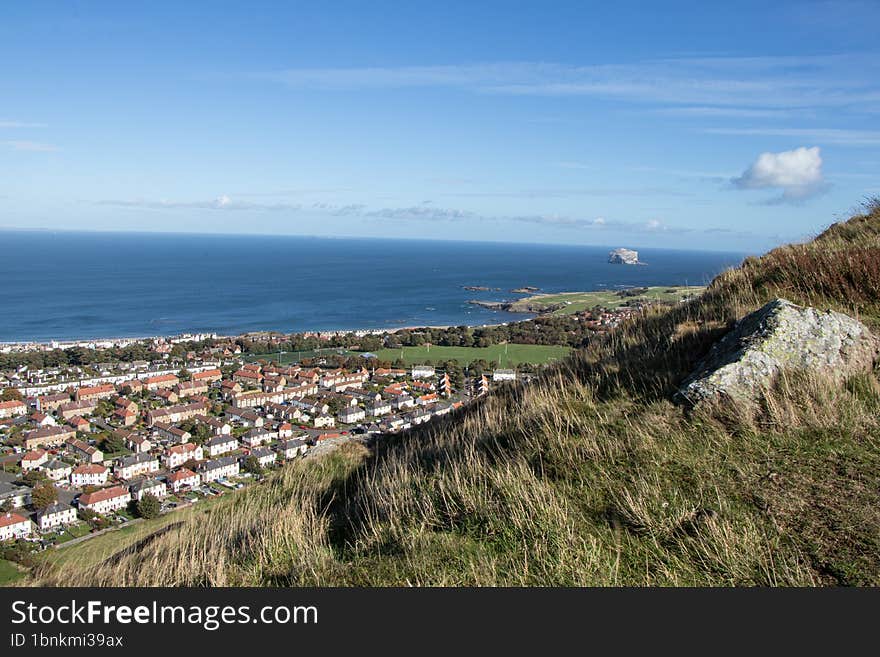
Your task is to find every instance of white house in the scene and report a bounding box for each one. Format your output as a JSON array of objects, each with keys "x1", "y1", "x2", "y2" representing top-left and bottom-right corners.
[
  {"x1": 167, "y1": 468, "x2": 201, "y2": 493},
  {"x1": 70, "y1": 464, "x2": 109, "y2": 487},
  {"x1": 492, "y1": 369, "x2": 517, "y2": 382},
  {"x1": 163, "y1": 442, "x2": 204, "y2": 469},
  {"x1": 115, "y1": 453, "x2": 160, "y2": 480},
  {"x1": 205, "y1": 435, "x2": 238, "y2": 458},
  {"x1": 37, "y1": 502, "x2": 78, "y2": 531},
  {"x1": 277, "y1": 438, "x2": 308, "y2": 460},
  {"x1": 78, "y1": 486, "x2": 131, "y2": 514},
  {"x1": 250, "y1": 447, "x2": 277, "y2": 468},
  {"x1": 313, "y1": 413, "x2": 335, "y2": 429},
  {"x1": 242, "y1": 428, "x2": 271, "y2": 447},
  {"x1": 129, "y1": 478, "x2": 168, "y2": 501},
  {"x1": 366, "y1": 400, "x2": 392, "y2": 416},
  {"x1": 411, "y1": 365, "x2": 435, "y2": 379},
  {"x1": 41, "y1": 459, "x2": 73, "y2": 482},
  {"x1": 200, "y1": 456, "x2": 239, "y2": 483},
  {"x1": 20, "y1": 449, "x2": 48, "y2": 471},
  {"x1": 0, "y1": 511, "x2": 32, "y2": 541},
  {"x1": 338, "y1": 406, "x2": 366, "y2": 424}
]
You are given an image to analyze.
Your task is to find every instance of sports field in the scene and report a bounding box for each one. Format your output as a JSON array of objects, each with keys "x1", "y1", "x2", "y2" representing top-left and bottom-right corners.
[{"x1": 373, "y1": 343, "x2": 571, "y2": 366}]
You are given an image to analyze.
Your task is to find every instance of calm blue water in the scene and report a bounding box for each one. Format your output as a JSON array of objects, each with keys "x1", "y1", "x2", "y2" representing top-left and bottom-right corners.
[{"x1": 0, "y1": 231, "x2": 747, "y2": 342}]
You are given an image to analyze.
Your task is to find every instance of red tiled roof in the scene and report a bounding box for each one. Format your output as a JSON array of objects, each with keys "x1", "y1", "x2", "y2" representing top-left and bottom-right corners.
[
  {"x1": 79, "y1": 485, "x2": 128, "y2": 505},
  {"x1": 0, "y1": 512, "x2": 28, "y2": 529}
]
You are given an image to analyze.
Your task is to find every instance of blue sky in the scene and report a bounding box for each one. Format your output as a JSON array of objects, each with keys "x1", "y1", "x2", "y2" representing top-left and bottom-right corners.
[{"x1": 1, "y1": 1, "x2": 878, "y2": 252}]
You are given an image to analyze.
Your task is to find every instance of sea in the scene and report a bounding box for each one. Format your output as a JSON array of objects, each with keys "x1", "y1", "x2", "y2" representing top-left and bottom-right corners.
[{"x1": 0, "y1": 231, "x2": 748, "y2": 343}]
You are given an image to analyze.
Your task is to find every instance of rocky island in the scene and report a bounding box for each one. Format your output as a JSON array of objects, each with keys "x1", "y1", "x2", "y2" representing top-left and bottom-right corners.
[{"x1": 608, "y1": 247, "x2": 641, "y2": 265}]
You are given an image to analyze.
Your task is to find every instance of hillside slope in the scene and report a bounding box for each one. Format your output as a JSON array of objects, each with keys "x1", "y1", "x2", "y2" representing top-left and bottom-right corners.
[{"x1": 34, "y1": 201, "x2": 880, "y2": 586}]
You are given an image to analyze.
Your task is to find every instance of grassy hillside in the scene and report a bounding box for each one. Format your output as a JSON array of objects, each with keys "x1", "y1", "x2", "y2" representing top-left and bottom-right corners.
[{"x1": 31, "y1": 200, "x2": 880, "y2": 587}]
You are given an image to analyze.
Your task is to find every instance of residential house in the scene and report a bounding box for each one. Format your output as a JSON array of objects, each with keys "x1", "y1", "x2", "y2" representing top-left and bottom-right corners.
[
  {"x1": 145, "y1": 401, "x2": 207, "y2": 426},
  {"x1": 66, "y1": 438, "x2": 103, "y2": 464},
  {"x1": 115, "y1": 453, "x2": 160, "y2": 480},
  {"x1": 226, "y1": 408, "x2": 264, "y2": 427},
  {"x1": 0, "y1": 482, "x2": 29, "y2": 509},
  {"x1": 23, "y1": 426, "x2": 75, "y2": 450},
  {"x1": 191, "y1": 368, "x2": 222, "y2": 384},
  {"x1": 411, "y1": 365, "x2": 435, "y2": 379},
  {"x1": 392, "y1": 395, "x2": 416, "y2": 410},
  {"x1": 78, "y1": 486, "x2": 131, "y2": 514},
  {"x1": 198, "y1": 416, "x2": 232, "y2": 436},
  {"x1": 58, "y1": 399, "x2": 97, "y2": 420},
  {"x1": 0, "y1": 399, "x2": 28, "y2": 419},
  {"x1": 163, "y1": 442, "x2": 204, "y2": 469},
  {"x1": 155, "y1": 388, "x2": 179, "y2": 404},
  {"x1": 0, "y1": 512, "x2": 32, "y2": 541},
  {"x1": 120, "y1": 379, "x2": 144, "y2": 395},
  {"x1": 233, "y1": 369, "x2": 263, "y2": 387},
  {"x1": 20, "y1": 449, "x2": 48, "y2": 471},
  {"x1": 220, "y1": 380, "x2": 242, "y2": 399},
  {"x1": 153, "y1": 423, "x2": 191, "y2": 444},
  {"x1": 250, "y1": 447, "x2": 276, "y2": 468},
  {"x1": 143, "y1": 374, "x2": 179, "y2": 391},
  {"x1": 313, "y1": 413, "x2": 335, "y2": 428},
  {"x1": 71, "y1": 464, "x2": 109, "y2": 487},
  {"x1": 175, "y1": 380, "x2": 209, "y2": 398},
  {"x1": 41, "y1": 459, "x2": 73, "y2": 482},
  {"x1": 242, "y1": 428, "x2": 271, "y2": 447},
  {"x1": 338, "y1": 406, "x2": 366, "y2": 424},
  {"x1": 29, "y1": 412, "x2": 56, "y2": 427},
  {"x1": 200, "y1": 456, "x2": 239, "y2": 482},
  {"x1": 277, "y1": 438, "x2": 308, "y2": 460},
  {"x1": 36, "y1": 392, "x2": 71, "y2": 413},
  {"x1": 366, "y1": 399, "x2": 392, "y2": 416},
  {"x1": 37, "y1": 502, "x2": 77, "y2": 531},
  {"x1": 75, "y1": 383, "x2": 116, "y2": 402},
  {"x1": 126, "y1": 434, "x2": 152, "y2": 454},
  {"x1": 114, "y1": 407, "x2": 138, "y2": 426},
  {"x1": 129, "y1": 478, "x2": 168, "y2": 501},
  {"x1": 492, "y1": 369, "x2": 517, "y2": 382},
  {"x1": 67, "y1": 416, "x2": 91, "y2": 433},
  {"x1": 205, "y1": 435, "x2": 237, "y2": 458},
  {"x1": 167, "y1": 468, "x2": 200, "y2": 493}
]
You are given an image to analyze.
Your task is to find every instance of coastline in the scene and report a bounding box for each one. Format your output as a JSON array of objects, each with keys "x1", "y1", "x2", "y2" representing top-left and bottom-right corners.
[{"x1": 0, "y1": 284, "x2": 711, "y2": 349}]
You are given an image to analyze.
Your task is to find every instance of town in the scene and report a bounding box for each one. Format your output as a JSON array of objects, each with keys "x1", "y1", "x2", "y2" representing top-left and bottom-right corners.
[{"x1": 0, "y1": 344, "x2": 525, "y2": 554}]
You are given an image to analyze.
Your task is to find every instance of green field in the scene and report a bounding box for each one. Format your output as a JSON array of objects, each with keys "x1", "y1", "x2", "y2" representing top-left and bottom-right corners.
[
  {"x1": 244, "y1": 347, "x2": 353, "y2": 365},
  {"x1": 509, "y1": 285, "x2": 706, "y2": 316},
  {"x1": 0, "y1": 558, "x2": 25, "y2": 586},
  {"x1": 373, "y1": 343, "x2": 571, "y2": 367}
]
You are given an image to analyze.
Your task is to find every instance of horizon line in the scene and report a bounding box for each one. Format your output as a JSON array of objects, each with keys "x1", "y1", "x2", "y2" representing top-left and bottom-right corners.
[{"x1": 0, "y1": 224, "x2": 757, "y2": 255}]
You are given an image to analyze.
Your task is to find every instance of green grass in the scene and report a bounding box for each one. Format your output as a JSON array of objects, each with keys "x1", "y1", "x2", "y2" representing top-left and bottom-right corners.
[
  {"x1": 244, "y1": 347, "x2": 353, "y2": 364},
  {"x1": 373, "y1": 343, "x2": 571, "y2": 367},
  {"x1": 0, "y1": 559, "x2": 26, "y2": 586},
  {"x1": 509, "y1": 285, "x2": 707, "y2": 316}
]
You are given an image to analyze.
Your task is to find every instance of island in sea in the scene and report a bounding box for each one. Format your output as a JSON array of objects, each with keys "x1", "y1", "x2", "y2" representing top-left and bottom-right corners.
[{"x1": 608, "y1": 247, "x2": 642, "y2": 265}]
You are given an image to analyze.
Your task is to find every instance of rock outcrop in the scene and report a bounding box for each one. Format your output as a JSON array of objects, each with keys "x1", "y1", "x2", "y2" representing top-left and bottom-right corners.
[
  {"x1": 608, "y1": 248, "x2": 640, "y2": 265},
  {"x1": 678, "y1": 298, "x2": 880, "y2": 405}
]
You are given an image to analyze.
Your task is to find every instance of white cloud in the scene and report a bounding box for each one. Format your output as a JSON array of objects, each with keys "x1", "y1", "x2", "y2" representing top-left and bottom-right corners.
[
  {"x1": 705, "y1": 127, "x2": 880, "y2": 146},
  {"x1": 4, "y1": 140, "x2": 58, "y2": 152},
  {"x1": 0, "y1": 121, "x2": 47, "y2": 129},
  {"x1": 732, "y1": 146, "x2": 827, "y2": 202},
  {"x1": 252, "y1": 54, "x2": 880, "y2": 111}
]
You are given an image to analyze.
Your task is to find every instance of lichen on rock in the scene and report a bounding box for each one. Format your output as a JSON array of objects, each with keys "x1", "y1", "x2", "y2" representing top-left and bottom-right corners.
[{"x1": 678, "y1": 298, "x2": 880, "y2": 405}]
